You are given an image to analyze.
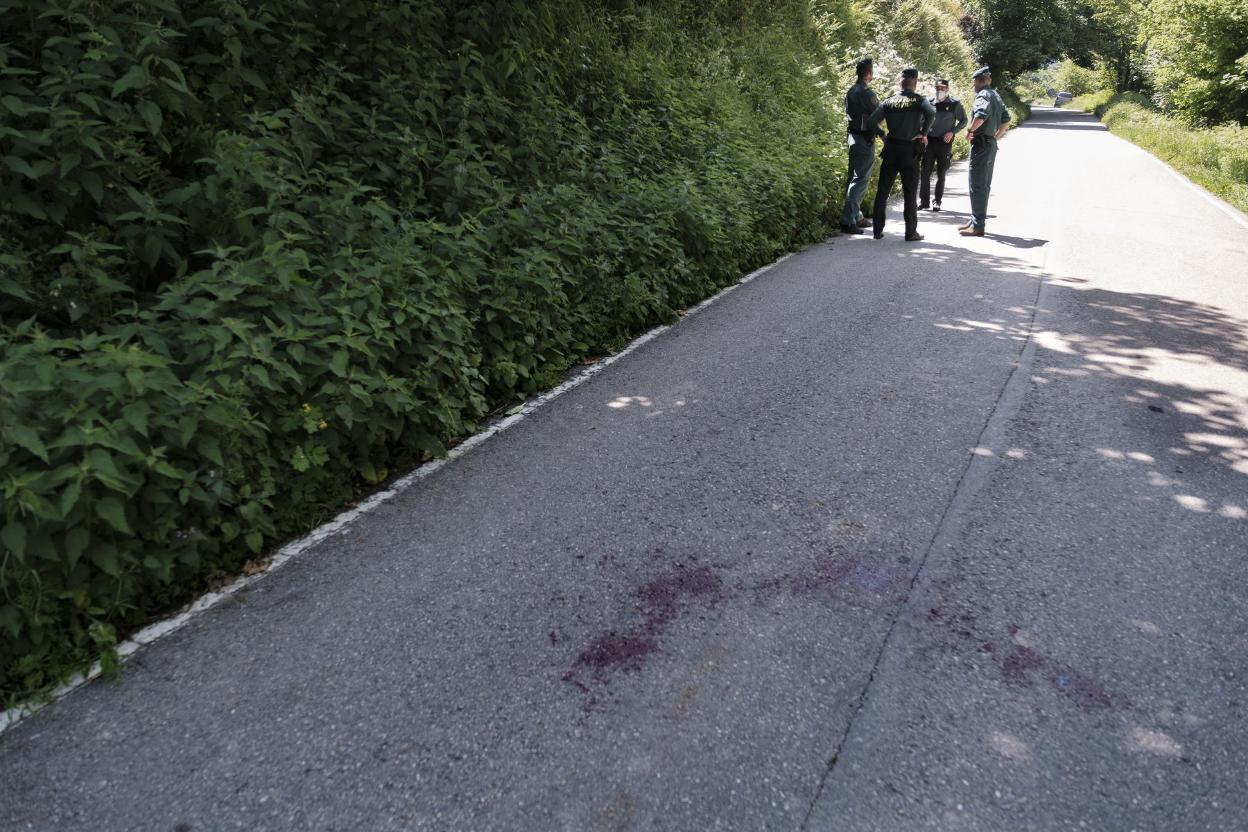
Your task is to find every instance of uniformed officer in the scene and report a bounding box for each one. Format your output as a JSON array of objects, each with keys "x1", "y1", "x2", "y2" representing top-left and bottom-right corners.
[
  {"x1": 919, "y1": 79, "x2": 967, "y2": 211},
  {"x1": 961, "y1": 66, "x2": 1012, "y2": 237},
  {"x1": 867, "y1": 68, "x2": 936, "y2": 241},
  {"x1": 840, "y1": 58, "x2": 881, "y2": 235}
]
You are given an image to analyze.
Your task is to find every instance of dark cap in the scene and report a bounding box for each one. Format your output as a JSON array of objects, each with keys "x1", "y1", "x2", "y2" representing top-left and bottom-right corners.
[
  {"x1": 935, "y1": 78, "x2": 950, "y2": 88},
  {"x1": 855, "y1": 58, "x2": 873, "y2": 77},
  {"x1": 901, "y1": 68, "x2": 919, "y2": 80},
  {"x1": 973, "y1": 66, "x2": 992, "y2": 80}
]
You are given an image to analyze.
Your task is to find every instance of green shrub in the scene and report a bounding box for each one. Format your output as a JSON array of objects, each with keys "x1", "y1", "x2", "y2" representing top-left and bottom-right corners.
[
  {"x1": 0, "y1": 0, "x2": 981, "y2": 700},
  {"x1": 1142, "y1": 0, "x2": 1248, "y2": 126},
  {"x1": 1051, "y1": 59, "x2": 1106, "y2": 97},
  {"x1": 1068, "y1": 89, "x2": 1116, "y2": 114}
]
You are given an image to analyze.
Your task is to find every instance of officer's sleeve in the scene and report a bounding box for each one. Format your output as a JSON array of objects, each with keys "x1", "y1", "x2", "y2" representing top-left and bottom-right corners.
[
  {"x1": 972, "y1": 90, "x2": 990, "y2": 120},
  {"x1": 869, "y1": 94, "x2": 885, "y2": 136},
  {"x1": 866, "y1": 102, "x2": 885, "y2": 133},
  {"x1": 953, "y1": 101, "x2": 969, "y2": 133},
  {"x1": 920, "y1": 97, "x2": 937, "y2": 134}
]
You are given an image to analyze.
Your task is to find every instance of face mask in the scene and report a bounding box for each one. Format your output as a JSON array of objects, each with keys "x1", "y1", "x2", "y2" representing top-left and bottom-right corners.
[{"x1": 936, "y1": 90, "x2": 948, "y2": 102}]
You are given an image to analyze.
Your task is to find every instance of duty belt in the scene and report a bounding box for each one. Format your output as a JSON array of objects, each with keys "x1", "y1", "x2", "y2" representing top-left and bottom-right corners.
[{"x1": 885, "y1": 135, "x2": 918, "y2": 146}]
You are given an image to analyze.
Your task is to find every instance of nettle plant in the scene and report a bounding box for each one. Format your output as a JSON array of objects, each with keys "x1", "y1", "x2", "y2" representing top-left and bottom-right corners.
[{"x1": 1, "y1": 0, "x2": 921, "y2": 698}]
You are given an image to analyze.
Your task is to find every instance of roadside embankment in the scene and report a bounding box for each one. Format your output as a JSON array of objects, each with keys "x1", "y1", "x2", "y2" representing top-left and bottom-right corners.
[{"x1": 1068, "y1": 92, "x2": 1248, "y2": 214}]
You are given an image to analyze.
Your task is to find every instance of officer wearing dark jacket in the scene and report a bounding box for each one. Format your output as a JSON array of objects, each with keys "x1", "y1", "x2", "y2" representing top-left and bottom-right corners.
[
  {"x1": 920, "y1": 79, "x2": 967, "y2": 211},
  {"x1": 867, "y1": 68, "x2": 936, "y2": 241},
  {"x1": 840, "y1": 58, "x2": 881, "y2": 234}
]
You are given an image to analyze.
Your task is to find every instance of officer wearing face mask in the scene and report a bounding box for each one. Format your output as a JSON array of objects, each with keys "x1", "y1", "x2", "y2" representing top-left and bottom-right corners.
[{"x1": 920, "y1": 79, "x2": 967, "y2": 212}]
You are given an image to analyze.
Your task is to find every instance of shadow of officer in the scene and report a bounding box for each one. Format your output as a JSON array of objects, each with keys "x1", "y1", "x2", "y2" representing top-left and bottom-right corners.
[{"x1": 867, "y1": 68, "x2": 936, "y2": 242}]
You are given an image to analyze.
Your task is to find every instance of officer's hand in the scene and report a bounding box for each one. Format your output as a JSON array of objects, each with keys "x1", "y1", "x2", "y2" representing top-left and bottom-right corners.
[
  {"x1": 966, "y1": 131, "x2": 975, "y2": 141},
  {"x1": 918, "y1": 135, "x2": 929, "y2": 147},
  {"x1": 942, "y1": 131, "x2": 954, "y2": 143}
]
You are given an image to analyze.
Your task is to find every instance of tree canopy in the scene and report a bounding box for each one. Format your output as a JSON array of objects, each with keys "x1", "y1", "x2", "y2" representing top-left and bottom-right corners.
[{"x1": 964, "y1": 0, "x2": 1248, "y2": 125}]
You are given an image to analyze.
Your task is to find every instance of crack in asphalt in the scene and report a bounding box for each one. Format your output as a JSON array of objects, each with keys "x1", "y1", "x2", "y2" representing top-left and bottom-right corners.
[{"x1": 799, "y1": 234, "x2": 1052, "y2": 830}]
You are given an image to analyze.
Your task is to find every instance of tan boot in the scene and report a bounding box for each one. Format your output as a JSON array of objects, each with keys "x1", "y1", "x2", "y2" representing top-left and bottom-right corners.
[{"x1": 959, "y1": 226, "x2": 984, "y2": 237}]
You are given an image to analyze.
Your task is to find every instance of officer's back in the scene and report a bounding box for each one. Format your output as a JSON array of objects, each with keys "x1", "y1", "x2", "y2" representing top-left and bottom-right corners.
[{"x1": 871, "y1": 89, "x2": 933, "y2": 141}]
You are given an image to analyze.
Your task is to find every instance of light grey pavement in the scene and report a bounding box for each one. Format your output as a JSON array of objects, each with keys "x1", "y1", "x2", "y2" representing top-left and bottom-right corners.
[{"x1": 2, "y1": 107, "x2": 1245, "y2": 831}]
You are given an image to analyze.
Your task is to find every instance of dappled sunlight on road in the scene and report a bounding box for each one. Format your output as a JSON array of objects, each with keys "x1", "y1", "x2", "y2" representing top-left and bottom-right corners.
[{"x1": 889, "y1": 245, "x2": 1248, "y2": 520}]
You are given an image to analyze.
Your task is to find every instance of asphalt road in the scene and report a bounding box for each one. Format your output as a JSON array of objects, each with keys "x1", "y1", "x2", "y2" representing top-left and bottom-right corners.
[{"x1": 2, "y1": 106, "x2": 1245, "y2": 831}]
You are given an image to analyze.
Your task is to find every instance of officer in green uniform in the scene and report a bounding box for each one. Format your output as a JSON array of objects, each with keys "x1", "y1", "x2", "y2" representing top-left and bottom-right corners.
[
  {"x1": 920, "y1": 78, "x2": 967, "y2": 211},
  {"x1": 867, "y1": 68, "x2": 936, "y2": 242},
  {"x1": 840, "y1": 58, "x2": 881, "y2": 235},
  {"x1": 961, "y1": 66, "x2": 1012, "y2": 237}
]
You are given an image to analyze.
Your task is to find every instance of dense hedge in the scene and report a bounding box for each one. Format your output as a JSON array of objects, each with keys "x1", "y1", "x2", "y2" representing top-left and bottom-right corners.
[
  {"x1": 1068, "y1": 91, "x2": 1248, "y2": 213},
  {"x1": 0, "y1": 0, "x2": 979, "y2": 700}
]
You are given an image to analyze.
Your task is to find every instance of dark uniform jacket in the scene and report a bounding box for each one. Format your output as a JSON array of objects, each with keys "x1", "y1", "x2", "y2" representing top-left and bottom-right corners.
[
  {"x1": 867, "y1": 90, "x2": 936, "y2": 144},
  {"x1": 845, "y1": 80, "x2": 881, "y2": 136},
  {"x1": 926, "y1": 96, "x2": 968, "y2": 138}
]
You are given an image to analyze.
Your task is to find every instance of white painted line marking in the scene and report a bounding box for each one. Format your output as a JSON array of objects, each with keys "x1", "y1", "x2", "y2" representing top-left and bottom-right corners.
[{"x1": 0, "y1": 252, "x2": 796, "y2": 736}]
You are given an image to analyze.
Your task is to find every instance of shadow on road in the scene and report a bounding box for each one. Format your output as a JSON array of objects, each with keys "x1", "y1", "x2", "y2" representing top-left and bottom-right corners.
[{"x1": 884, "y1": 240, "x2": 1248, "y2": 518}]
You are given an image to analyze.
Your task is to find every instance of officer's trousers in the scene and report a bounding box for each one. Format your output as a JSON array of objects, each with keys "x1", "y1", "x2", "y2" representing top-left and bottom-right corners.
[
  {"x1": 873, "y1": 141, "x2": 920, "y2": 237},
  {"x1": 920, "y1": 139, "x2": 953, "y2": 207},
  {"x1": 968, "y1": 137, "x2": 998, "y2": 231},
  {"x1": 840, "y1": 133, "x2": 875, "y2": 227}
]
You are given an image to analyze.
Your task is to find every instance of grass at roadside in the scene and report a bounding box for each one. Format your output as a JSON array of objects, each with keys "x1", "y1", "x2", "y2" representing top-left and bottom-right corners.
[{"x1": 1067, "y1": 92, "x2": 1248, "y2": 215}]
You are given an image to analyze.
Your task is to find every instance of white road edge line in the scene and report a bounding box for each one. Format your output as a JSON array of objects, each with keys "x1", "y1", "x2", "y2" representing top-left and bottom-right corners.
[{"x1": 0, "y1": 251, "x2": 796, "y2": 736}]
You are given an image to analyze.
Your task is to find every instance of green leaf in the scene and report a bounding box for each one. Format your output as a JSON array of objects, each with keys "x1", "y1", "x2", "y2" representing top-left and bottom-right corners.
[
  {"x1": 60, "y1": 152, "x2": 82, "y2": 176},
  {"x1": 94, "y1": 496, "x2": 131, "y2": 533},
  {"x1": 1, "y1": 95, "x2": 44, "y2": 117},
  {"x1": 86, "y1": 447, "x2": 123, "y2": 481},
  {"x1": 142, "y1": 232, "x2": 163, "y2": 267},
  {"x1": 137, "y1": 100, "x2": 162, "y2": 134},
  {"x1": 65, "y1": 526, "x2": 90, "y2": 567},
  {"x1": 112, "y1": 66, "x2": 147, "y2": 98},
  {"x1": 81, "y1": 171, "x2": 104, "y2": 203},
  {"x1": 90, "y1": 543, "x2": 121, "y2": 576},
  {"x1": 9, "y1": 193, "x2": 46, "y2": 219},
  {"x1": 3, "y1": 154, "x2": 37, "y2": 178},
  {"x1": 289, "y1": 446, "x2": 310, "y2": 472},
  {"x1": 1, "y1": 523, "x2": 27, "y2": 560},
  {"x1": 121, "y1": 401, "x2": 150, "y2": 437},
  {"x1": 0, "y1": 605, "x2": 21, "y2": 639},
  {"x1": 60, "y1": 478, "x2": 82, "y2": 518},
  {"x1": 244, "y1": 531, "x2": 263, "y2": 553},
  {"x1": 196, "y1": 435, "x2": 224, "y2": 466},
  {"x1": 330, "y1": 350, "x2": 349, "y2": 377},
  {"x1": 6, "y1": 424, "x2": 49, "y2": 462},
  {"x1": 238, "y1": 68, "x2": 267, "y2": 90}
]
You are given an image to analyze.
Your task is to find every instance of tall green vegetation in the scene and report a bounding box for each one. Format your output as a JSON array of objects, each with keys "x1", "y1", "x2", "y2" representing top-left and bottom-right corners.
[
  {"x1": 964, "y1": 0, "x2": 1248, "y2": 126},
  {"x1": 1141, "y1": 0, "x2": 1248, "y2": 126},
  {"x1": 0, "y1": 0, "x2": 979, "y2": 700}
]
